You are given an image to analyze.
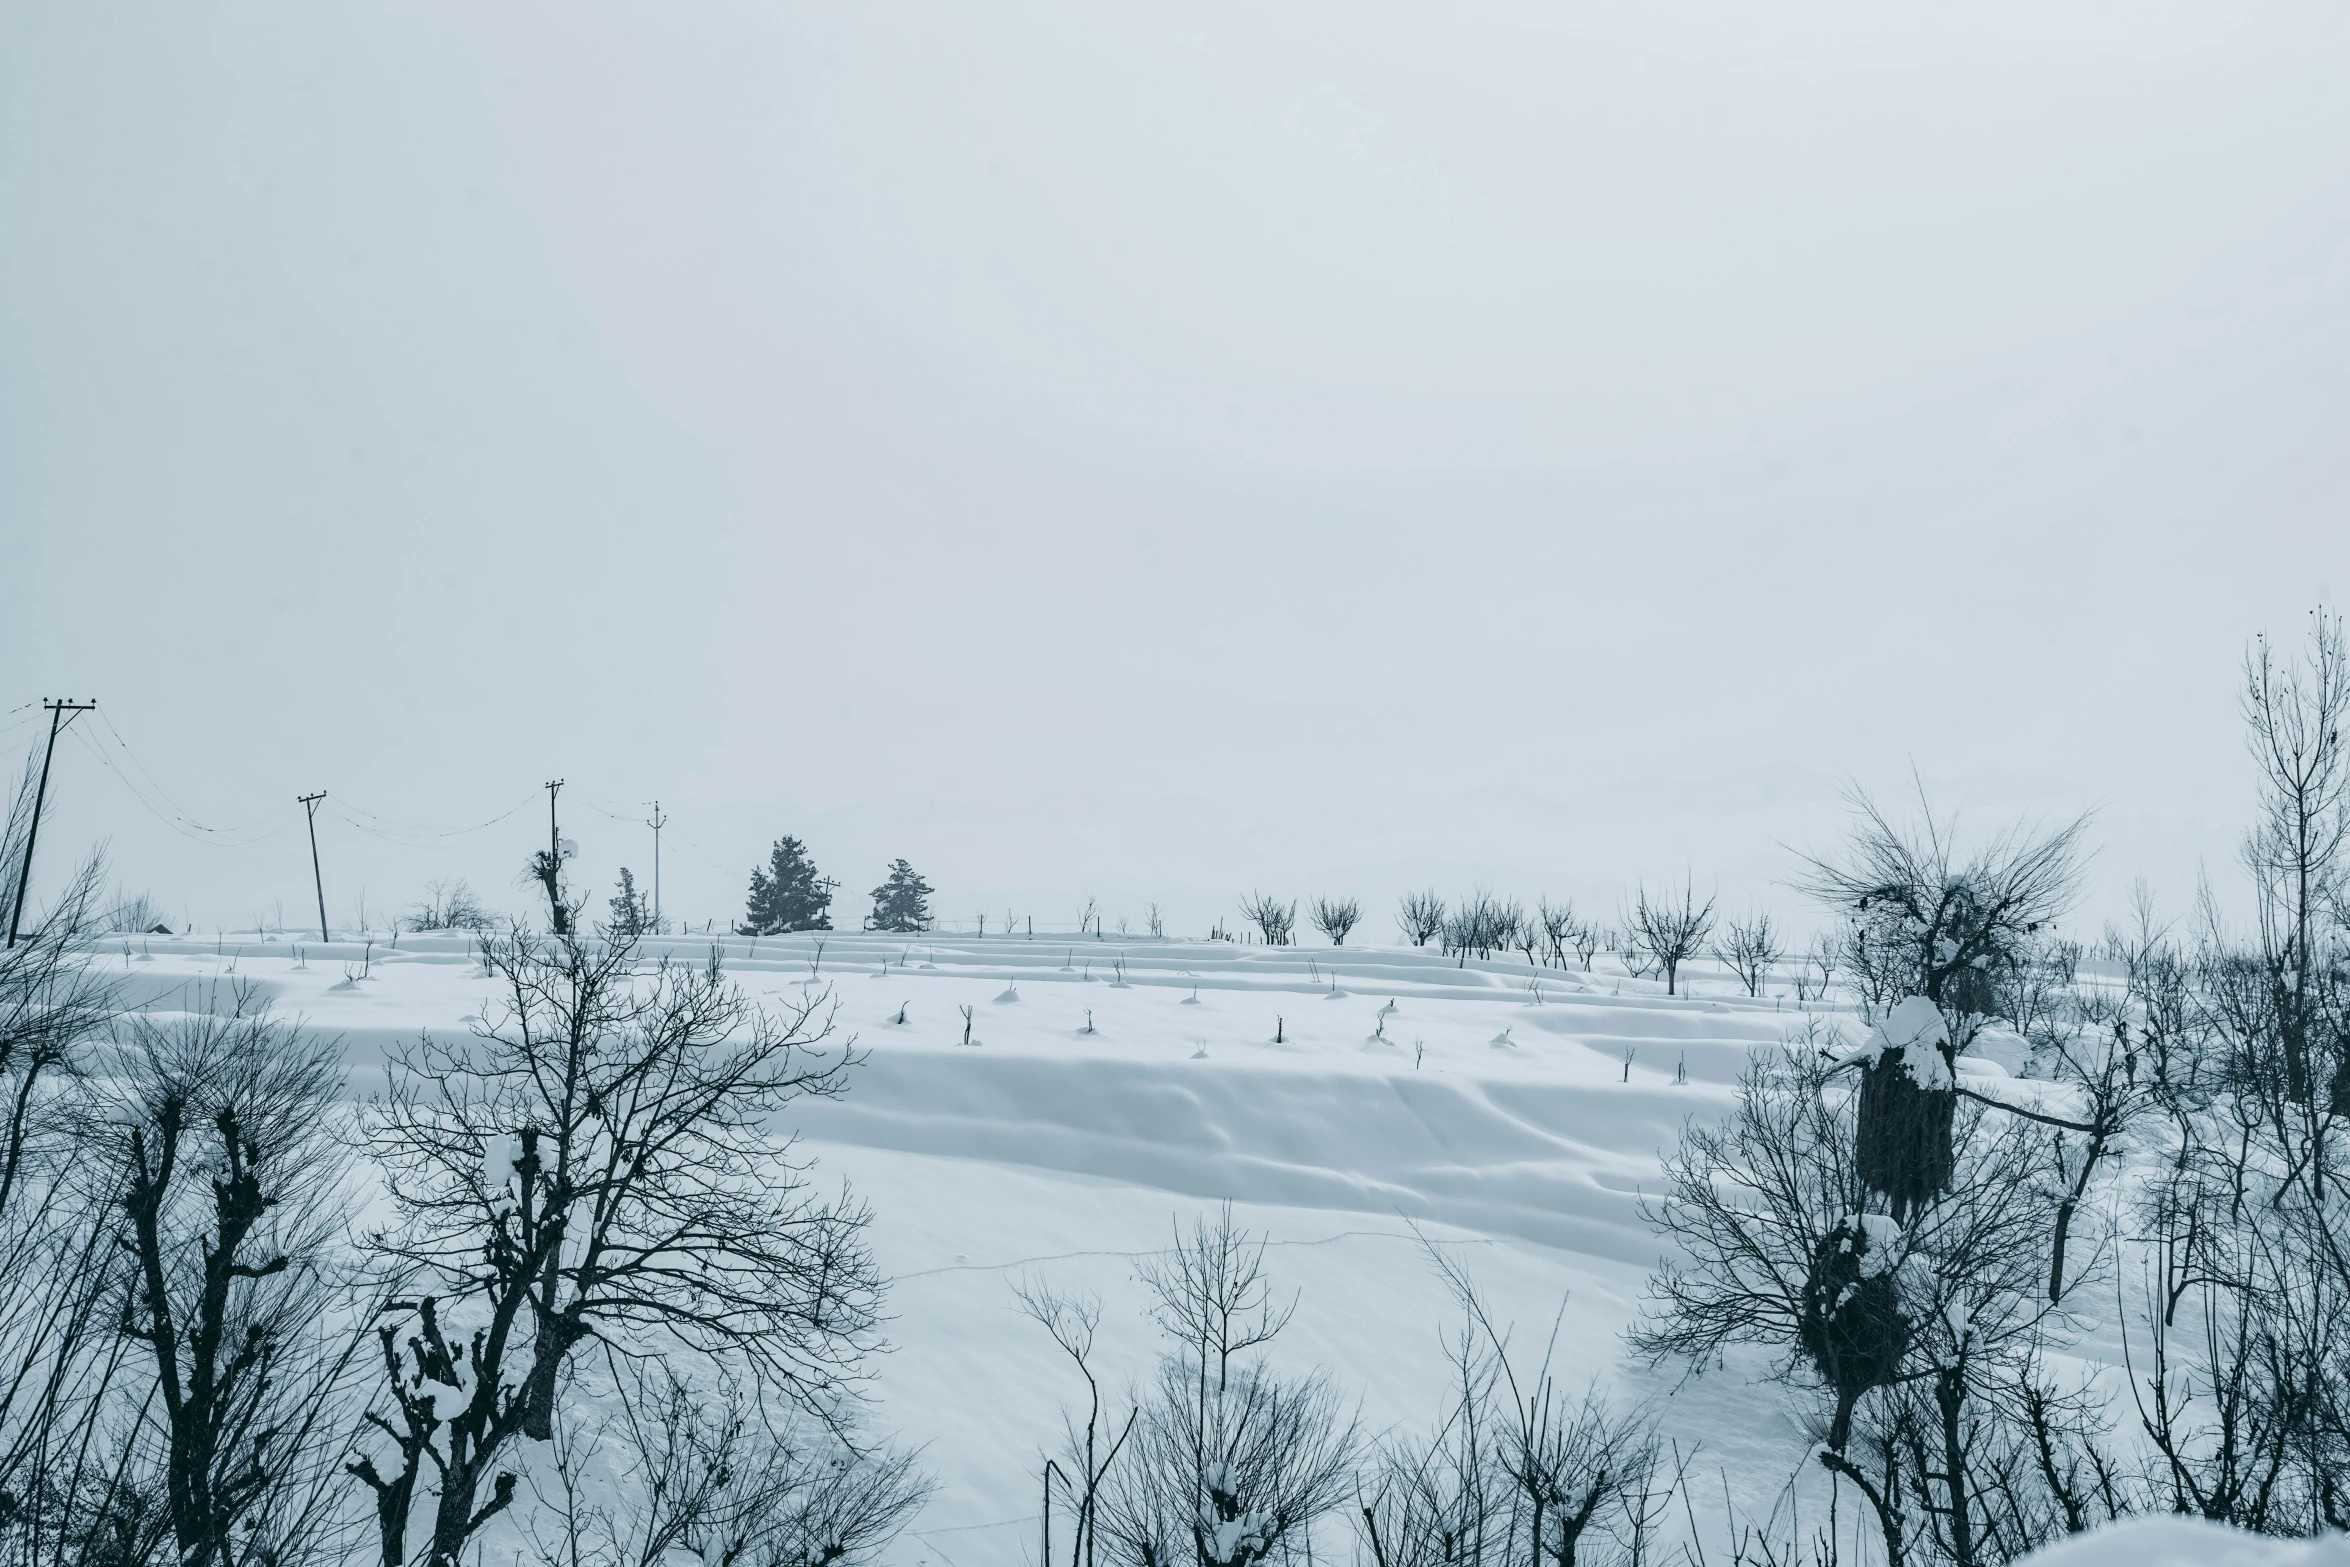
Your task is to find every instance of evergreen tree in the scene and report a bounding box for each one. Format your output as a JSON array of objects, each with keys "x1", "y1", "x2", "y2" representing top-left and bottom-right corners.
[
  {"x1": 607, "y1": 867, "x2": 661, "y2": 936},
  {"x1": 740, "y1": 836, "x2": 835, "y2": 935},
  {"x1": 866, "y1": 859, "x2": 933, "y2": 934}
]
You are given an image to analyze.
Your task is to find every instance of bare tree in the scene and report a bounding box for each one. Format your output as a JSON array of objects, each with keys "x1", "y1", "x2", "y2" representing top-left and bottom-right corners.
[
  {"x1": 1442, "y1": 893, "x2": 1512, "y2": 963},
  {"x1": 1567, "y1": 919, "x2": 1603, "y2": 972},
  {"x1": 106, "y1": 889, "x2": 168, "y2": 935},
  {"x1": 698, "y1": 1404, "x2": 928, "y2": 1567},
  {"x1": 1396, "y1": 893, "x2": 1446, "y2": 950},
  {"x1": 1626, "y1": 879, "x2": 1716, "y2": 996},
  {"x1": 1104, "y1": 1207, "x2": 1356, "y2": 1567},
  {"x1": 1535, "y1": 900, "x2": 1577, "y2": 970},
  {"x1": 353, "y1": 927, "x2": 883, "y2": 1567},
  {"x1": 407, "y1": 881, "x2": 494, "y2": 935},
  {"x1": 1633, "y1": 1033, "x2": 2062, "y2": 1563},
  {"x1": 1239, "y1": 894, "x2": 1296, "y2": 948},
  {"x1": 1795, "y1": 792, "x2": 2091, "y2": 1224},
  {"x1": 1795, "y1": 787, "x2": 2089, "y2": 1032},
  {"x1": 1357, "y1": 1332, "x2": 1506, "y2": 1567},
  {"x1": 2238, "y1": 611, "x2": 2348, "y2": 1106},
  {"x1": 1506, "y1": 902, "x2": 1541, "y2": 967},
  {"x1": 2017, "y1": 987, "x2": 2150, "y2": 1304},
  {"x1": 0, "y1": 835, "x2": 128, "y2": 1563},
  {"x1": 523, "y1": 851, "x2": 574, "y2": 938},
  {"x1": 2116, "y1": 878, "x2": 2350, "y2": 1536},
  {"x1": 1136, "y1": 1205, "x2": 1297, "y2": 1399},
  {"x1": 1310, "y1": 898, "x2": 1362, "y2": 948},
  {"x1": 1421, "y1": 1244, "x2": 1659, "y2": 1567},
  {"x1": 100, "y1": 990, "x2": 368, "y2": 1567},
  {"x1": 1018, "y1": 1280, "x2": 1135, "y2": 1567},
  {"x1": 1713, "y1": 911, "x2": 1782, "y2": 998},
  {"x1": 521, "y1": 1354, "x2": 927, "y2": 1567},
  {"x1": 1105, "y1": 1356, "x2": 1357, "y2": 1567}
]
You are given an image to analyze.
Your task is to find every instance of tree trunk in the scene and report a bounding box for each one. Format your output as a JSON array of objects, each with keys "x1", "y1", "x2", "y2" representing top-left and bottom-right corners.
[{"x1": 1937, "y1": 1363, "x2": 1974, "y2": 1567}]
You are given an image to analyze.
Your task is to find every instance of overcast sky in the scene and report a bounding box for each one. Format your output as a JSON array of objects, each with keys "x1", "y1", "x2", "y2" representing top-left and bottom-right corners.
[{"x1": 3, "y1": 2, "x2": 2344, "y2": 939}]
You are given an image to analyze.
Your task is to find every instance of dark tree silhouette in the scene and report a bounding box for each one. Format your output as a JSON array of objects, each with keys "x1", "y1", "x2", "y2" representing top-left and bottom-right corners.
[
  {"x1": 741, "y1": 837, "x2": 835, "y2": 936},
  {"x1": 105, "y1": 993, "x2": 360, "y2": 1567},
  {"x1": 1239, "y1": 894, "x2": 1295, "y2": 947},
  {"x1": 1395, "y1": 892, "x2": 1445, "y2": 949},
  {"x1": 607, "y1": 867, "x2": 661, "y2": 937},
  {"x1": 1626, "y1": 879, "x2": 1715, "y2": 996},
  {"x1": 1310, "y1": 898, "x2": 1361, "y2": 947},
  {"x1": 355, "y1": 928, "x2": 882, "y2": 1567},
  {"x1": 865, "y1": 860, "x2": 932, "y2": 934}
]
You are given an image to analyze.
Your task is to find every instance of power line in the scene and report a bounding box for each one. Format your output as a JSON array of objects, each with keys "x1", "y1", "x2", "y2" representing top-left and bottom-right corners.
[
  {"x1": 69, "y1": 711, "x2": 297, "y2": 842},
  {"x1": 0, "y1": 707, "x2": 44, "y2": 746},
  {"x1": 69, "y1": 728, "x2": 294, "y2": 846},
  {"x1": 327, "y1": 792, "x2": 539, "y2": 844},
  {"x1": 569, "y1": 792, "x2": 652, "y2": 826},
  {"x1": 94, "y1": 709, "x2": 248, "y2": 831}
]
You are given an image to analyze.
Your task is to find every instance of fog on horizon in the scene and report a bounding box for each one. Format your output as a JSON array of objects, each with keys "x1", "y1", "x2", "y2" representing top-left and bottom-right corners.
[{"x1": 3, "y1": 2, "x2": 2344, "y2": 939}]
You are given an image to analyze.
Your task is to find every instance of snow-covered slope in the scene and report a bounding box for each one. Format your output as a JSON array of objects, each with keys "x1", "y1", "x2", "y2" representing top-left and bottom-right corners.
[{"x1": 106, "y1": 927, "x2": 1859, "y2": 1565}]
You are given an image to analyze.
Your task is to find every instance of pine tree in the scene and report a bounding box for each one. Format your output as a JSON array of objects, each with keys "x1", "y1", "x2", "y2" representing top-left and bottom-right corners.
[
  {"x1": 607, "y1": 867, "x2": 661, "y2": 936},
  {"x1": 866, "y1": 859, "x2": 933, "y2": 934},
  {"x1": 739, "y1": 836, "x2": 835, "y2": 936}
]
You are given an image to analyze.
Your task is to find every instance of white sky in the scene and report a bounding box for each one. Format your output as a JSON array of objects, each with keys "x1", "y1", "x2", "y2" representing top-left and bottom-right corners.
[{"x1": 3, "y1": 2, "x2": 2345, "y2": 939}]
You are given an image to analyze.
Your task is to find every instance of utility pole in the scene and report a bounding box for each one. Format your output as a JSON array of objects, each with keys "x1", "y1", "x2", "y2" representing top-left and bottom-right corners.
[
  {"x1": 543, "y1": 779, "x2": 569, "y2": 934},
  {"x1": 298, "y1": 792, "x2": 329, "y2": 942},
  {"x1": 7, "y1": 699, "x2": 96, "y2": 949},
  {"x1": 644, "y1": 800, "x2": 667, "y2": 931}
]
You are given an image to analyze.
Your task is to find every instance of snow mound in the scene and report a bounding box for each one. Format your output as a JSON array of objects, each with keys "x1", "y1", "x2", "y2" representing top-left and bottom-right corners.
[
  {"x1": 1968, "y1": 1020, "x2": 2033, "y2": 1075},
  {"x1": 1839, "y1": 1212, "x2": 1904, "y2": 1279},
  {"x1": 2018, "y1": 1517, "x2": 2350, "y2": 1567},
  {"x1": 1852, "y1": 995, "x2": 1952, "y2": 1089}
]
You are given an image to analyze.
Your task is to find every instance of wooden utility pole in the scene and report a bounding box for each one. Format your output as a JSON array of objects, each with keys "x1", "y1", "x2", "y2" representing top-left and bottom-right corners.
[
  {"x1": 298, "y1": 792, "x2": 329, "y2": 942},
  {"x1": 7, "y1": 699, "x2": 96, "y2": 948},
  {"x1": 644, "y1": 800, "x2": 667, "y2": 931},
  {"x1": 543, "y1": 779, "x2": 569, "y2": 934}
]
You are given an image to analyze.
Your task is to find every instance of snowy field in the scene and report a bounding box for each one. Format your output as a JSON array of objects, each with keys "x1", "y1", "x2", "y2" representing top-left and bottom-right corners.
[{"x1": 100, "y1": 923, "x2": 2141, "y2": 1567}]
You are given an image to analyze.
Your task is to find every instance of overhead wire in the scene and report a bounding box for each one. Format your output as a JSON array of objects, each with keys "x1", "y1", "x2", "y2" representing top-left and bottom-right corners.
[
  {"x1": 571, "y1": 790, "x2": 731, "y2": 877},
  {"x1": 16, "y1": 710, "x2": 733, "y2": 895},
  {"x1": 569, "y1": 793, "x2": 647, "y2": 826},
  {"x1": 328, "y1": 792, "x2": 540, "y2": 844},
  {"x1": 73, "y1": 708, "x2": 547, "y2": 852},
  {"x1": 0, "y1": 704, "x2": 44, "y2": 744},
  {"x1": 91, "y1": 708, "x2": 273, "y2": 833},
  {"x1": 69, "y1": 725, "x2": 296, "y2": 846}
]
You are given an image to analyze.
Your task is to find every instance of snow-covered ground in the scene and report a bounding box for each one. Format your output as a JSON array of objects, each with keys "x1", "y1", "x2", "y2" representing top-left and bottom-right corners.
[
  {"x1": 106, "y1": 925, "x2": 2148, "y2": 1566},
  {"x1": 2016, "y1": 1517, "x2": 2350, "y2": 1566}
]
